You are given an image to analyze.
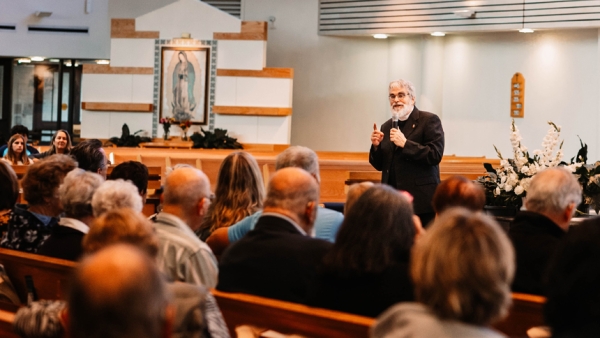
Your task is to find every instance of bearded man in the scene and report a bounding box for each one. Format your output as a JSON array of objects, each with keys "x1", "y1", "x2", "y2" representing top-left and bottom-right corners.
[{"x1": 369, "y1": 79, "x2": 445, "y2": 226}]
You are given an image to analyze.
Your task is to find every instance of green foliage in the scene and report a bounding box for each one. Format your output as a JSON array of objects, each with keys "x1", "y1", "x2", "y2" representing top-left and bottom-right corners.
[
  {"x1": 108, "y1": 124, "x2": 152, "y2": 147},
  {"x1": 190, "y1": 128, "x2": 243, "y2": 149}
]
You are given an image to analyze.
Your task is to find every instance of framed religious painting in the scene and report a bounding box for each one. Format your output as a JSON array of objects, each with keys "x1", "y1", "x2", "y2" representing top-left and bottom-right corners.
[{"x1": 159, "y1": 46, "x2": 210, "y2": 124}]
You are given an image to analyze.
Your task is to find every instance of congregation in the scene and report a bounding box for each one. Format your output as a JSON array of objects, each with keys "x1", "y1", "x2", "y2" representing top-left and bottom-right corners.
[{"x1": 0, "y1": 118, "x2": 598, "y2": 337}]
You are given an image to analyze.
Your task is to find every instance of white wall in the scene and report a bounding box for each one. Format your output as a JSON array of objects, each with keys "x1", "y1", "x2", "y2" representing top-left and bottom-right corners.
[
  {"x1": 0, "y1": 0, "x2": 110, "y2": 59},
  {"x1": 243, "y1": 0, "x2": 600, "y2": 160}
]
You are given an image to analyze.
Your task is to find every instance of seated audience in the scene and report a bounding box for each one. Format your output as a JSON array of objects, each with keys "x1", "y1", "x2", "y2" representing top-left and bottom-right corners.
[
  {"x1": 509, "y1": 167, "x2": 581, "y2": 295},
  {"x1": 37, "y1": 169, "x2": 103, "y2": 260},
  {"x1": 432, "y1": 175, "x2": 486, "y2": 214},
  {"x1": 69, "y1": 139, "x2": 108, "y2": 178},
  {"x1": 372, "y1": 208, "x2": 514, "y2": 338},
  {"x1": 1, "y1": 154, "x2": 76, "y2": 252},
  {"x1": 2, "y1": 134, "x2": 33, "y2": 165},
  {"x1": 33, "y1": 129, "x2": 72, "y2": 160},
  {"x1": 206, "y1": 146, "x2": 344, "y2": 255},
  {"x1": 91, "y1": 179, "x2": 143, "y2": 217},
  {"x1": 544, "y1": 217, "x2": 600, "y2": 337},
  {"x1": 15, "y1": 208, "x2": 230, "y2": 338},
  {"x1": 197, "y1": 151, "x2": 264, "y2": 241},
  {"x1": 307, "y1": 184, "x2": 416, "y2": 317},
  {"x1": 153, "y1": 167, "x2": 219, "y2": 288},
  {"x1": 108, "y1": 161, "x2": 149, "y2": 203},
  {"x1": 0, "y1": 161, "x2": 19, "y2": 235},
  {"x1": 218, "y1": 167, "x2": 332, "y2": 304},
  {"x1": 66, "y1": 244, "x2": 172, "y2": 338},
  {"x1": 0, "y1": 125, "x2": 39, "y2": 156}
]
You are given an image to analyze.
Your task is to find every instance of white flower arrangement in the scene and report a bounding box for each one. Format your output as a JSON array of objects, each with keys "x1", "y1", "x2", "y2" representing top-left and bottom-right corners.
[{"x1": 479, "y1": 120, "x2": 563, "y2": 207}]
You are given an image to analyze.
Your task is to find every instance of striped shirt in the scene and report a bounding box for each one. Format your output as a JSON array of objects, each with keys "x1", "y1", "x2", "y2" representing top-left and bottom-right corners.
[{"x1": 153, "y1": 212, "x2": 219, "y2": 288}]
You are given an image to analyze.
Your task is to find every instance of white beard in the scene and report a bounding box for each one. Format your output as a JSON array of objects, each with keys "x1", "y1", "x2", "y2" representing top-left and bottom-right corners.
[{"x1": 391, "y1": 104, "x2": 414, "y2": 121}]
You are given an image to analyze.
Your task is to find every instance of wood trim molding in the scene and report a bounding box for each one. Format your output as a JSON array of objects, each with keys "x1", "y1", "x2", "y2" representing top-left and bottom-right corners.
[
  {"x1": 213, "y1": 106, "x2": 292, "y2": 116},
  {"x1": 214, "y1": 21, "x2": 267, "y2": 40},
  {"x1": 111, "y1": 18, "x2": 159, "y2": 39},
  {"x1": 82, "y1": 64, "x2": 154, "y2": 75},
  {"x1": 82, "y1": 102, "x2": 154, "y2": 112},
  {"x1": 217, "y1": 68, "x2": 293, "y2": 79}
]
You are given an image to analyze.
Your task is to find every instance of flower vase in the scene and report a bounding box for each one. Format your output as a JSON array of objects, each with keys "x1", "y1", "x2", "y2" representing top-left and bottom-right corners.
[
  {"x1": 182, "y1": 130, "x2": 188, "y2": 141},
  {"x1": 163, "y1": 131, "x2": 169, "y2": 141}
]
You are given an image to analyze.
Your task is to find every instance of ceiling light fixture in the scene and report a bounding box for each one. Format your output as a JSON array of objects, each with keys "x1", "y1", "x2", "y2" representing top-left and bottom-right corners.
[
  {"x1": 17, "y1": 58, "x2": 31, "y2": 63},
  {"x1": 519, "y1": 0, "x2": 534, "y2": 33},
  {"x1": 96, "y1": 60, "x2": 110, "y2": 65},
  {"x1": 30, "y1": 56, "x2": 45, "y2": 62},
  {"x1": 373, "y1": 34, "x2": 388, "y2": 39},
  {"x1": 431, "y1": 32, "x2": 446, "y2": 37},
  {"x1": 519, "y1": 28, "x2": 534, "y2": 33}
]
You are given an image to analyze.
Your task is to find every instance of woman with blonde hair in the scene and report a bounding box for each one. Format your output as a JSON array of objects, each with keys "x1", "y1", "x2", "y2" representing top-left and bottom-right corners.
[
  {"x1": 198, "y1": 151, "x2": 264, "y2": 241},
  {"x1": 372, "y1": 208, "x2": 514, "y2": 338},
  {"x1": 2, "y1": 134, "x2": 33, "y2": 165}
]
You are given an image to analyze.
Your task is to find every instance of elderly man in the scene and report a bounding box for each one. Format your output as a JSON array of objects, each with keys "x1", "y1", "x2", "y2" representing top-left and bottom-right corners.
[
  {"x1": 153, "y1": 167, "x2": 219, "y2": 288},
  {"x1": 370, "y1": 79, "x2": 444, "y2": 226},
  {"x1": 70, "y1": 139, "x2": 108, "y2": 179},
  {"x1": 66, "y1": 244, "x2": 173, "y2": 338},
  {"x1": 217, "y1": 167, "x2": 333, "y2": 304},
  {"x1": 509, "y1": 167, "x2": 581, "y2": 295},
  {"x1": 206, "y1": 146, "x2": 344, "y2": 255}
]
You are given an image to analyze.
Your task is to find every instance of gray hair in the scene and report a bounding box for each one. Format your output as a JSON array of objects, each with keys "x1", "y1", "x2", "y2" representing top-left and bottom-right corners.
[
  {"x1": 60, "y1": 169, "x2": 104, "y2": 219},
  {"x1": 389, "y1": 79, "x2": 416, "y2": 99},
  {"x1": 275, "y1": 146, "x2": 320, "y2": 182},
  {"x1": 92, "y1": 179, "x2": 143, "y2": 217},
  {"x1": 526, "y1": 167, "x2": 582, "y2": 215}
]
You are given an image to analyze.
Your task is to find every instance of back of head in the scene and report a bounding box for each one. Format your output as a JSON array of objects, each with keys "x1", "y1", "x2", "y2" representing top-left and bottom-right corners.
[
  {"x1": 326, "y1": 184, "x2": 415, "y2": 274},
  {"x1": 264, "y1": 167, "x2": 319, "y2": 219},
  {"x1": 545, "y1": 218, "x2": 600, "y2": 336},
  {"x1": 91, "y1": 180, "x2": 143, "y2": 217},
  {"x1": 0, "y1": 161, "x2": 18, "y2": 210},
  {"x1": 70, "y1": 139, "x2": 105, "y2": 173},
  {"x1": 525, "y1": 167, "x2": 581, "y2": 215},
  {"x1": 275, "y1": 146, "x2": 320, "y2": 181},
  {"x1": 22, "y1": 154, "x2": 77, "y2": 206},
  {"x1": 432, "y1": 175, "x2": 486, "y2": 214},
  {"x1": 109, "y1": 161, "x2": 149, "y2": 195},
  {"x1": 412, "y1": 208, "x2": 514, "y2": 326},
  {"x1": 68, "y1": 244, "x2": 169, "y2": 338},
  {"x1": 10, "y1": 125, "x2": 29, "y2": 138},
  {"x1": 59, "y1": 169, "x2": 104, "y2": 219},
  {"x1": 203, "y1": 151, "x2": 265, "y2": 232},
  {"x1": 163, "y1": 167, "x2": 210, "y2": 212},
  {"x1": 83, "y1": 208, "x2": 158, "y2": 259},
  {"x1": 345, "y1": 181, "x2": 374, "y2": 214}
]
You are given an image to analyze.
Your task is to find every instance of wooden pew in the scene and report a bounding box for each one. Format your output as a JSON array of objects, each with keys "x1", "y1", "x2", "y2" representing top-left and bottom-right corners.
[
  {"x1": 212, "y1": 289, "x2": 374, "y2": 338},
  {"x1": 494, "y1": 293, "x2": 546, "y2": 337}
]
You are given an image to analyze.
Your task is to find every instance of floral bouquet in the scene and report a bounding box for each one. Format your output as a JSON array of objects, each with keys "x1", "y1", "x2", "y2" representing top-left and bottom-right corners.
[
  {"x1": 478, "y1": 120, "x2": 564, "y2": 208},
  {"x1": 566, "y1": 137, "x2": 600, "y2": 213},
  {"x1": 160, "y1": 117, "x2": 175, "y2": 140}
]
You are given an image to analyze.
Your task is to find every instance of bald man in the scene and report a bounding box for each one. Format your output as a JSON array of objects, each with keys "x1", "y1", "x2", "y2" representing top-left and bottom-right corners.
[
  {"x1": 153, "y1": 167, "x2": 218, "y2": 288},
  {"x1": 217, "y1": 167, "x2": 333, "y2": 304},
  {"x1": 66, "y1": 244, "x2": 173, "y2": 338}
]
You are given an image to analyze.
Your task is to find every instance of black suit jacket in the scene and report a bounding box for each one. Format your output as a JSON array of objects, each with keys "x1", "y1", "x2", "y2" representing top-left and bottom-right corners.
[
  {"x1": 217, "y1": 215, "x2": 332, "y2": 304},
  {"x1": 369, "y1": 107, "x2": 444, "y2": 214}
]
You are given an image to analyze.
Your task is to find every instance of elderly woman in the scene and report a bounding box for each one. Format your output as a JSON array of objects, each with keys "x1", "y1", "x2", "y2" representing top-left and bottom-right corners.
[
  {"x1": 37, "y1": 169, "x2": 103, "y2": 260},
  {"x1": 0, "y1": 161, "x2": 19, "y2": 237},
  {"x1": 33, "y1": 130, "x2": 72, "y2": 160},
  {"x1": 1, "y1": 154, "x2": 77, "y2": 253},
  {"x1": 91, "y1": 179, "x2": 143, "y2": 217},
  {"x1": 372, "y1": 208, "x2": 514, "y2": 338}
]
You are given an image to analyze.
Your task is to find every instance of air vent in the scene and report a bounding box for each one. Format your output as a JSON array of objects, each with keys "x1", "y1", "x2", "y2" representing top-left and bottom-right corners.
[
  {"x1": 202, "y1": 0, "x2": 241, "y2": 18},
  {"x1": 28, "y1": 26, "x2": 89, "y2": 34},
  {"x1": 0, "y1": 25, "x2": 16, "y2": 31}
]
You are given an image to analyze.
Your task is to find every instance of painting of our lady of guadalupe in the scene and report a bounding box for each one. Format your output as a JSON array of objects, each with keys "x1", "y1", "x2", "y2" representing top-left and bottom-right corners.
[{"x1": 160, "y1": 47, "x2": 209, "y2": 124}]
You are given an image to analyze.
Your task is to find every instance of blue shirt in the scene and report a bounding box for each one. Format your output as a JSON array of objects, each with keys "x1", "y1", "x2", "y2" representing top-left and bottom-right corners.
[{"x1": 228, "y1": 207, "x2": 344, "y2": 243}]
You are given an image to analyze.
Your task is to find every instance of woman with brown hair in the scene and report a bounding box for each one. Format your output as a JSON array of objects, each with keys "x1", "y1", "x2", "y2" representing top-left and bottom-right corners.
[
  {"x1": 2, "y1": 134, "x2": 33, "y2": 165},
  {"x1": 33, "y1": 129, "x2": 72, "y2": 160},
  {"x1": 197, "y1": 151, "x2": 265, "y2": 241}
]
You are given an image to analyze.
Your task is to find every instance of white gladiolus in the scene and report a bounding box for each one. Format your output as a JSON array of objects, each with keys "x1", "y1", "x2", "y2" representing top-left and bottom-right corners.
[
  {"x1": 514, "y1": 185, "x2": 524, "y2": 195},
  {"x1": 505, "y1": 184, "x2": 513, "y2": 192}
]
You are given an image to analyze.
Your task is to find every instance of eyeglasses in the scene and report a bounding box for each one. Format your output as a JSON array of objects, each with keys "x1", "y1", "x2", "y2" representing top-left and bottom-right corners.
[{"x1": 389, "y1": 92, "x2": 410, "y2": 100}]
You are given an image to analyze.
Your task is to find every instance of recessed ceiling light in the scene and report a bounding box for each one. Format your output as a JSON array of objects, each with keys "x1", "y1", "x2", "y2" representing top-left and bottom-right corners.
[
  {"x1": 96, "y1": 60, "x2": 110, "y2": 65},
  {"x1": 431, "y1": 32, "x2": 446, "y2": 37},
  {"x1": 373, "y1": 34, "x2": 388, "y2": 39},
  {"x1": 30, "y1": 56, "x2": 45, "y2": 62},
  {"x1": 519, "y1": 28, "x2": 534, "y2": 33}
]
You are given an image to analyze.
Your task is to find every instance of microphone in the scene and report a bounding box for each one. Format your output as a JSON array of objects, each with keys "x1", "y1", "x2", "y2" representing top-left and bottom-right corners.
[{"x1": 392, "y1": 113, "x2": 399, "y2": 129}]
